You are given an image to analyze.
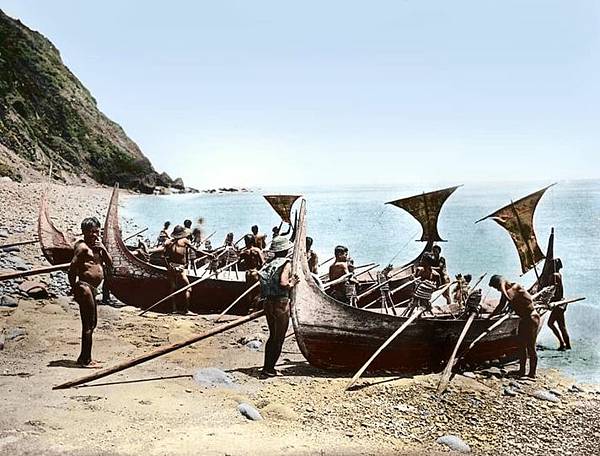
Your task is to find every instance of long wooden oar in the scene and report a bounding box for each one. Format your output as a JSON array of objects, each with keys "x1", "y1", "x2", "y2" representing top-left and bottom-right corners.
[
  {"x1": 0, "y1": 263, "x2": 70, "y2": 282},
  {"x1": 318, "y1": 256, "x2": 334, "y2": 268},
  {"x1": 345, "y1": 308, "x2": 425, "y2": 390},
  {"x1": 53, "y1": 309, "x2": 266, "y2": 390},
  {"x1": 214, "y1": 282, "x2": 260, "y2": 322},
  {"x1": 436, "y1": 312, "x2": 477, "y2": 394},
  {"x1": 319, "y1": 262, "x2": 375, "y2": 281},
  {"x1": 139, "y1": 260, "x2": 239, "y2": 316},
  {"x1": 322, "y1": 272, "x2": 353, "y2": 290},
  {"x1": 353, "y1": 264, "x2": 380, "y2": 279},
  {"x1": 123, "y1": 227, "x2": 148, "y2": 243},
  {"x1": 355, "y1": 263, "x2": 413, "y2": 302},
  {"x1": 0, "y1": 238, "x2": 39, "y2": 249}
]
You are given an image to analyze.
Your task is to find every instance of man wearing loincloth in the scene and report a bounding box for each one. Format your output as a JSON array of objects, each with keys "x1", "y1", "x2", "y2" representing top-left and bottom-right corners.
[
  {"x1": 489, "y1": 275, "x2": 541, "y2": 378},
  {"x1": 547, "y1": 258, "x2": 571, "y2": 351},
  {"x1": 162, "y1": 225, "x2": 210, "y2": 314},
  {"x1": 68, "y1": 217, "x2": 112, "y2": 367},
  {"x1": 239, "y1": 234, "x2": 265, "y2": 312}
]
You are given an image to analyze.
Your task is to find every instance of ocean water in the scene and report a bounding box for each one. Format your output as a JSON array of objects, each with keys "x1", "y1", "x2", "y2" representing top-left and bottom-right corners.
[{"x1": 122, "y1": 179, "x2": 600, "y2": 383}]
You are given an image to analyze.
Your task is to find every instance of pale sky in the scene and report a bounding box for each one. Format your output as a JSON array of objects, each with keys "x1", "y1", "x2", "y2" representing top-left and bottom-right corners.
[{"x1": 3, "y1": 1, "x2": 599, "y2": 188}]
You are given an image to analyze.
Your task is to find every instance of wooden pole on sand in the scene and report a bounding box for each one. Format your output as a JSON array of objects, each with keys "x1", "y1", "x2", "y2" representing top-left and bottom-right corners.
[
  {"x1": 0, "y1": 239, "x2": 39, "y2": 249},
  {"x1": 214, "y1": 281, "x2": 260, "y2": 322},
  {"x1": 53, "y1": 309, "x2": 266, "y2": 390},
  {"x1": 0, "y1": 263, "x2": 70, "y2": 282}
]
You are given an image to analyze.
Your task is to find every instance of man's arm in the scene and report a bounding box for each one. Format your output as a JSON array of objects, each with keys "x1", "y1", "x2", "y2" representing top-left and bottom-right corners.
[
  {"x1": 95, "y1": 239, "x2": 113, "y2": 268},
  {"x1": 280, "y1": 261, "x2": 299, "y2": 290},
  {"x1": 68, "y1": 244, "x2": 84, "y2": 289}
]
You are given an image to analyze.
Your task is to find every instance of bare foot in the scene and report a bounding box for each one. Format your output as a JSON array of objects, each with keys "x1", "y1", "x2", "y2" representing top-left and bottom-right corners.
[{"x1": 76, "y1": 360, "x2": 103, "y2": 369}]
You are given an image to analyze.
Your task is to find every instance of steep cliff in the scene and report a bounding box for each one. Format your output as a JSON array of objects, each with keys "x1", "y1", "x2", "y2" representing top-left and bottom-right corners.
[{"x1": 0, "y1": 10, "x2": 178, "y2": 192}]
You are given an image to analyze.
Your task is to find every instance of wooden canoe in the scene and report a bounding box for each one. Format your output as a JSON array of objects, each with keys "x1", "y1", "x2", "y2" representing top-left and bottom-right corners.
[
  {"x1": 103, "y1": 185, "x2": 252, "y2": 314},
  {"x1": 38, "y1": 190, "x2": 76, "y2": 265},
  {"x1": 290, "y1": 198, "x2": 553, "y2": 374}
]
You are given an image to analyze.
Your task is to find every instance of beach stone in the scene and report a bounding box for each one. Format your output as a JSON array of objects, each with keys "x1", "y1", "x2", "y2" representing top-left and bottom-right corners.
[
  {"x1": 192, "y1": 367, "x2": 234, "y2": 388},
  {"x1": 436, "y1": 435, "x2": 471, "y2": 453},
  {"x1": 245, "y1": 340, "x2": 262, "y2": 351},
  {"x1": 238, "y1": 403, "x2": 263, "y2": 421},
  {"x1": 0, "y1": 229, "x2": 9, "y2": 238},
  {"x1": 5, "y1": 328, "x2": 26, "y2": 341},
  {"x1": 504, "y1": 387, "x2": 518, "y2": 397},
  {"x1": 239, "y1": 334, "x2": 264, "y2": 345},
  {"x1": 509, "y1": 380, "x2": 521, "y2": 389},
  {"x1": 462, "y1": 371, "x2": 476, "y2": 379},
  {"x1": 569, "y1": 384, "x2": 585, "y2": 393},
  {"x1": 394, "y1": 403, "x2": 417, "y2": 413},
  {"x1": 18, "y1": 281, "x2": 49, "y2": 299},
  {"x1": 0, "y1": 295, "x2": 18, "y2": 307},
  {"x1": 533, "y1": 390, "x2": 560, "y2": 403},
  {"x1": 0, "y1": 246, "x2": 20, "y2": 253}
]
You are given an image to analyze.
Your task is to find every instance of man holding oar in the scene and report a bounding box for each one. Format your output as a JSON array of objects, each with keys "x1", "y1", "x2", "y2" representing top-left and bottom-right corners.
[
  {"x1": 162, "y1": 225, "x2": 212, "y2": 314},
  {"x1": 68, "y1": 217, "x2": 112, "y2": 368},
  {"x1": 258, "y1": 236, "x2": 299, "y2": 378},
  {"x1": 489, "y1": 275, "x2": 541, "y2": 378}
]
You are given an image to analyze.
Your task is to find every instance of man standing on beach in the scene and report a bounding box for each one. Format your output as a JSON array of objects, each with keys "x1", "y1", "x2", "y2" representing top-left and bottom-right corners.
[
  {"x1": 68, "y1": 217, "x2": 112, "y2": 367},
  {"x1": 489, "y1": 275, "x2": 541, "y2": 378},
  {"x1": 239, "y1": 234, "x2": 265, "y2": 312},
  {"x1": 547, "y1": 258, "x2": 571, "y2": 350},
  {"x1": 162, "y1": 225, "x2": 210, "y2": 314},
  {"x1": 258, "y1": 236, "x2": 299, "y2": 377}
]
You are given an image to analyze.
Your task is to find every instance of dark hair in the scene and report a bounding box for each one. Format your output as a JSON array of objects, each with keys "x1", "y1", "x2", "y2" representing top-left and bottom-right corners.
[
  {"x1": 184, "y1": 219, "x2": 192, "y2": 228},
  {"x1": 164, "y1": 221, "x2": 171, "y2": 229},
  {"x1": 251, "y1": 225, "x2": 258, "y2": 233},
  {"x1": 334, "y1": 245, "x2": 348, "y2": 257},
  {"x1": 489, "y1": 274, "x2": 503, "y2": 288},
  {"x1": 244, "y1": 234, "x2": 255, "y2": 247},
  {"x1": 272, "y1": 226, "x2": 280, "y2": 235},
  {"x1": 432, "y1": 245, "x2": 441, "y2": 253},
  {"x1": 464, "y1": 274, "x2": 472, "y2": 282},
  {"x1": 81, "y1": 217, "x2": 101, "y2": 232},
  {"x1": 306, "y1": 236, "x2": 313, "y2": 249},
  {"x1": 192, "y1": 228, "x2": 201, "y2": 236},
  {"x1": 553, "y1": 258, "x2": 563, "y2": 271},
  {"x1": 421, "y1": 253, "x2": 436, "y2": 267}
]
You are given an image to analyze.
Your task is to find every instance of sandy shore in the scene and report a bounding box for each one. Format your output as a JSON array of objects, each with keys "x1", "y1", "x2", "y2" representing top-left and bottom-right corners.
[{"x1": 0, "y1": 182, "x2": 599, "y2": 455}]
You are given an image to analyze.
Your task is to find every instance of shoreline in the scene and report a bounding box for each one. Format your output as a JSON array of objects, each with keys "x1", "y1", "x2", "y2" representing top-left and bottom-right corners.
[{"x1": 1, "y1": 182, "x2": 598, "y2": 455}]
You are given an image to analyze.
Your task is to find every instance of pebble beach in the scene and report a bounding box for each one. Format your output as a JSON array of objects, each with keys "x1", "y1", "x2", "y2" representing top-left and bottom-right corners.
[{"x1": 1, "y1": 181, "x2": 599, "y2": 456}]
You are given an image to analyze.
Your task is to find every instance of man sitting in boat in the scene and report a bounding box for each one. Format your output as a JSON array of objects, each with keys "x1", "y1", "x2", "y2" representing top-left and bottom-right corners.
[
  {"x1": 453, "y1": 273, "x2": 472, "y2": 306},
  {"x1": 162, "y1": 225, "x2": 211, "y2": 314},
  {"x1": 251, "y1": 225, "x2": 267, "y2": 250},
  {"x1": 156, "y1": 221, "x2": 171, "y2": 246},
  {"x1": 489, "y1": 275, "x2": 541, "y2": 378},
  {"x1": 403, "y1": 253, "x2": 441, "y2": 316},
  {"x1": 431, "y1": 245, "x2": 452, "y2": 305},
  {"x1": 306, "y1": 236, "x2": 318, "y2": 274},
  {"x1": 68, "y1": 217, "x2": 112, "y2": 367},
  {"x1": 258, "y1": 236, "x2": 299, "y2": 377},
  {"x1": 239, "y1": 234, "x2": 265, "y2": 312},
  {"x1": 547, "y1": 258, "x2": 571, "y2": 351},
  {"x1": 219, "y1": 232, "x2": 239, "y2": 269}
]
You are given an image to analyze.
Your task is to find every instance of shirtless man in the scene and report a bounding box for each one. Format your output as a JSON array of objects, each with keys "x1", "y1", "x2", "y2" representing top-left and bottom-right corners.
[
  {"x1": 405, "y1": 253, "x2": 440, "y2": 315},
  {"x1": 432, "y1": 245, "x2": 451, "y2": 305},
  {"x1": 251, "y1": 225, "x2": 267, "y2": 250},
  {"x1": 162, "y1": 225, "x2": 210, "y2": 314},
  {"x1": 489, "y1": 275, "x2": 541, "y2": 378},
  {"x1": 239, "y1": 234, "x2": 265, "y2": 311},
  {"x1": 68, "y1": 217, "x2": 112, "y2": 367},
  {"x1": 328, "y1": 245, "x2": 355, "y2": 303},
  {"x1": 306, "y1": 236, "x2": 319, "y2": 274},
  {"x1": 156, "y1": 221, "x2": 171, "y2": 246},
  {"x1": 547, "y1": 258, "x2": 571, "y2": 350}
]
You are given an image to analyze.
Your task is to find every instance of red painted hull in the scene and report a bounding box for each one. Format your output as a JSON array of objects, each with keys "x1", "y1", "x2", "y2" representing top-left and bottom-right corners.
[{"x1": 38, "y1": 190, "x2": 75, "y2": 265}]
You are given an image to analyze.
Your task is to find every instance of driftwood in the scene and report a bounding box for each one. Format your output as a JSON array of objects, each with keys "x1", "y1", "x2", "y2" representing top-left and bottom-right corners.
[
  {"x1": 139, "y1": 260, "x2": 239, "y2": 316},
  {"x1": 0, "y1": 263, "x2": 69, "y2": 282},
  {"x1": 53, "y1": 309, "x2": 266, "y2": 390}
]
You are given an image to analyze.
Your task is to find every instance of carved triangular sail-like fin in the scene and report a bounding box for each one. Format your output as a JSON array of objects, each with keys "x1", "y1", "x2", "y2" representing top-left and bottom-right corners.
[
  {"x1": 386, "y1": 186, "x2": 461, "y2": 242},
  {"x1": 263, "y1": 195, "x2": 301, "y2": 224},
  {"x1": 475, "y1": 184, "x2": 555, "y2": 274}
]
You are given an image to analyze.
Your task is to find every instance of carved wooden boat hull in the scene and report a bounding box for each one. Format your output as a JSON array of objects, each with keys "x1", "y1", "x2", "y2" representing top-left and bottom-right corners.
[
  {"x1": 38, "y1": 190, "x2": 75, "y2": 265},
  {"x1": 103, "y1": 185, "x2": 251, "y2": 314},
  {"x1": 290, "y1": 199, "x2": 552, "y2": 374}
]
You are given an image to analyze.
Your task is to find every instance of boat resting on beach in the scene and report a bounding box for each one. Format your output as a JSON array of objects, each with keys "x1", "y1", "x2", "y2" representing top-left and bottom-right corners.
[
  {"x1": 289, "y1": 197, "x2": 555, "y2": 374},
  {"x1": 38, "y1": 190, "x2": 76, "y2": 265},
  {"x1": 103, "y1": 185, "x2": 253, "y2": 315}
]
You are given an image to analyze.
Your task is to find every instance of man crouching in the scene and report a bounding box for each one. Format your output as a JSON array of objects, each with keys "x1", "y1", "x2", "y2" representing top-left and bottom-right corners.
[{"x1": 68, "y1": 217, "x2": 112, "y2": 367}]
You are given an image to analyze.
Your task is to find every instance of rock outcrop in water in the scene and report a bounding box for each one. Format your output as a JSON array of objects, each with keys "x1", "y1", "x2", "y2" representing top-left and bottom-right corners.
[{"x1": 0, "y1": 10, "x2": 182, "y2": 193}]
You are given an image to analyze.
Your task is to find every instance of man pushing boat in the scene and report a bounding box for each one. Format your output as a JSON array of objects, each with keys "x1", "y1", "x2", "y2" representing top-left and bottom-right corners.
[
  {"x1": 489, "y1": 275, "x2": 541, "y2": 378},
  {"x1": 68, "y1": 217, "x2": 112, "y2": 367}
]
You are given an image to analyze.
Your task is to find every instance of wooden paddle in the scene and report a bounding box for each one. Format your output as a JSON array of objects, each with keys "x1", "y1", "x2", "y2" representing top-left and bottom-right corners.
[
  {"x1": 123, "y1": 227, "x2": 148, "y2": 243},
  {"x1": 138, "y1": 259, "x2": 239, "y2": 316},
  {"x1": 436, "y1": 312, "x2": 477, "y2": 394},
  {"x1": 214, "y1": 281, "x2": 260, "y2": 322},
  {"x1": 0, "y1": 238, "x2": 39, "y2": 249},
  {"x1": 345, "y1": 308, "x2": 425, "y2": 390},
  {"x1": 0, "y1": 263, "x2": 70, "y2": 282},
  {"x1": 53, "y1": 309, "x2": 266, "y2": 390},
  {"x1": 318, "y1": 256, "x2": 334, "y2": 267}
]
